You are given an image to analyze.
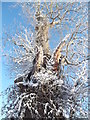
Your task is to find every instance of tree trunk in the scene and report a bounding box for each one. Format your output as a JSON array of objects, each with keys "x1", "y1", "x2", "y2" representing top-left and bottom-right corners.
[{"x1": 35, "y1": 11, "x2": 50, "y2": 57}]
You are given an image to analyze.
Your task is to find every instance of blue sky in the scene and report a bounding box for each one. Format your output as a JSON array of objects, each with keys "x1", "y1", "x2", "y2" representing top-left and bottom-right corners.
[
  {"x1": 0, "y1": 2, "x2": 2, "y2": 119},
  {"x1": 2, "y1": 3, "x2": 34, "y2": 92},
  {"x1": 0, "y1": 2, "x2": 24, "y2": 119},
  {"x1": 1, "y1": 2, "x2": 25, "y2": 91}
]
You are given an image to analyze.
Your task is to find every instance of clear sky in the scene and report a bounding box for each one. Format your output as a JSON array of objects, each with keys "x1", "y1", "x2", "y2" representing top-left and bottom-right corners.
[
  {"x1": 1, "y1": 2, "x2": 23, "y2": 91},
  {"x1": 0, "y1": 2, "x2": 2, "y2": 119},
  {"x1": 0, "y1": 3, "x2": 25, "y2": 118},
  {"x1": 0, "y1": 3, "x2": 20, "y2": 119}
]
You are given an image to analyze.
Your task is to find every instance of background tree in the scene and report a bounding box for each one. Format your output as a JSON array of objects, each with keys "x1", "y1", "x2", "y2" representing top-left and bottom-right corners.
[{"x1": 1, "y1": 1, "x2": 89, "y2": 120}]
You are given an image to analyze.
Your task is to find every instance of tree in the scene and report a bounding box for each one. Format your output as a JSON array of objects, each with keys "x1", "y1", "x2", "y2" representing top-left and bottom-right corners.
[{"x1": 1, "y1": 1, "x2": 89, "y2": 120}]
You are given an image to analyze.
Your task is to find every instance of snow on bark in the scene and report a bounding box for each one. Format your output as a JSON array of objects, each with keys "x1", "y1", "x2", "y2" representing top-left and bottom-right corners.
[{"x1": 1, "y1": 2, "x2": 88, "y2": 120}]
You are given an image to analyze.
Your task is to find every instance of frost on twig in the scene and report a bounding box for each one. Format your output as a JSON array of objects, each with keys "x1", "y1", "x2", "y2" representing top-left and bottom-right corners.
[{"x1": 1, "y1": 2, "x2": 88, "y2": 120}]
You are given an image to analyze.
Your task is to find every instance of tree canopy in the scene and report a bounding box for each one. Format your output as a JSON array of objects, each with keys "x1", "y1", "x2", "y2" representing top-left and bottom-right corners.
[{"x1": 1, "y1": 1, "x2": 89, "y2": 120}]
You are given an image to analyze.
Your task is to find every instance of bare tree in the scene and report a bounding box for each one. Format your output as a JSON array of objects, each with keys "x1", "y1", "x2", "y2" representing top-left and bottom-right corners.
[{"x1": 1, "y1": 1, "x2": 89, "y2": 120}]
